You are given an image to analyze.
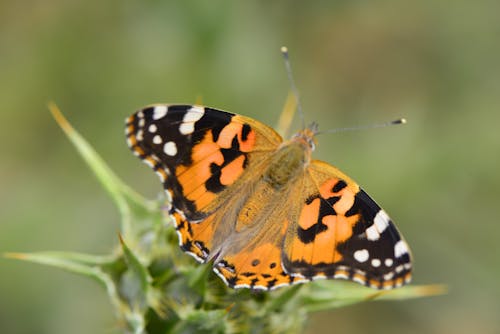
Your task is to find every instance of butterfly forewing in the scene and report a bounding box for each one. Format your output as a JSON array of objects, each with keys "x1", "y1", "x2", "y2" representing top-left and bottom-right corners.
[
  {"x1": 126, "y1": 105, "x2": 281, "y2": 219},
  {"x1": 126, "y1": 104, "x2": 282, "y2": 261}
]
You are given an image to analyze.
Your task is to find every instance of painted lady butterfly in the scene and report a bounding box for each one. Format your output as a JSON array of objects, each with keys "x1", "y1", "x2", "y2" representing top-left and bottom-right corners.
[{"x1": 125, "y1": 104, "x2": 412, "y2": 290}]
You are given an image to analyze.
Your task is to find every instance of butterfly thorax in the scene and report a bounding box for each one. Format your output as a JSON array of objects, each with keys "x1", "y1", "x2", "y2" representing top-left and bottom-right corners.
[{"x1": 263, "y1": 127, "x2": 317, "y2": 190}]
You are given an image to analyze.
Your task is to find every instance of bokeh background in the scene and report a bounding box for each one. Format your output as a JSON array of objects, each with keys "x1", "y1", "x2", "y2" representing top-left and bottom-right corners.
[{"x1": 1, "y1": 1, "x2": 499, "y2": 333}]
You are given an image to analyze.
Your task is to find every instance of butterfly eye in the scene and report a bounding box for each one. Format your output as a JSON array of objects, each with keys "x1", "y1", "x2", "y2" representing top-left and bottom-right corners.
[{"x1": 307, "y1": 137, "x2": 316, "y2": 151}]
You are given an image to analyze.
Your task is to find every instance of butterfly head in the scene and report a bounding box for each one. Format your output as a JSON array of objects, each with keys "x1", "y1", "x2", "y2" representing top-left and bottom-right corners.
[{"x1": 291, "y1": 121, "x2": 319, "y2": 152}]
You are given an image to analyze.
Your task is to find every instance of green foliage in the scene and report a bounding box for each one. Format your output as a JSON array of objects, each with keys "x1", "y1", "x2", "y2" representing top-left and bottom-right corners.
[{"x1": 5, "y1": 105, "x2": 443, "y2": 333}]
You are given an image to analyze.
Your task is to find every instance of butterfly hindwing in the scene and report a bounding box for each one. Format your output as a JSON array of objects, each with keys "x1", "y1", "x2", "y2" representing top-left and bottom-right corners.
[
  {"x1": 283, "y1": 160, "x2": 412, "y2": 289},
  {"x1": 209, "y1": 179, "x2": 309, "y2": 290}
]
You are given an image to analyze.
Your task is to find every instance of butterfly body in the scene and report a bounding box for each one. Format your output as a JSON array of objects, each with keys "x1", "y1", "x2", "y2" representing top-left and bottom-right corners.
[
  {"x1": 263, "y1": 129, "x2": 313, "y2": 189},
  {"x1": 126, "y1": 104, "x2": 412, "y2": 290}
]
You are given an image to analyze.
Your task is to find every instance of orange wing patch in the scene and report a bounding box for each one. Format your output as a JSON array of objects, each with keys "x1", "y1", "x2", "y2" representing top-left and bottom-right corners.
[
  {"x1": 284, "y1": 173, "x2": 360, "y2": 276},
  {"x1": 214, "y1": 239, "x2": 307, "y2": 290},
  {"x1": 174, "y1": 211, "x2": 215, "y2": 262},
  {"x1": 217, "y1": 119, "x2": 256, "y2": 152},
  {"x1": 175, "y1": 118, "x2": 256, "y2": 205}
]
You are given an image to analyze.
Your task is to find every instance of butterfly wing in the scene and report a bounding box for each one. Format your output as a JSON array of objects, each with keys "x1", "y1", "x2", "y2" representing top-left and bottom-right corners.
[
  {"x1": 209, "y1": 178, "x2": 309, "y2": 290},
  {"x1": 283, "y1": 160, "x2": 412, "y2": 289},
  {"x1": 126, "y1": 105, "x2": 282, "y2": 261}
]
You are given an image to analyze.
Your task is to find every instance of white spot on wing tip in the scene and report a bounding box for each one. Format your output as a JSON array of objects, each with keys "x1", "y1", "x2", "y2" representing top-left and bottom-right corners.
[
  {"x1": 366, "y1": 225, "x2": 380, "y2": 241},
  {"x1": 178, "y1": 106, "x2": 205, "y2": 135},
  {"x1": 394, "y1": 240, "x2": 409, "y2": 258},
  {"x1": 153, "y1": 106, "x2": 168, "y2": 120},
  {"x1": 187, "y1": 105, "x2": 205, "y2": 117},
  {"x1": 374, "y1": 210, "x2": 390, "y2": 232},
  {"x1": 179, "y1": 122, "x2": 195, "y2": 135}
]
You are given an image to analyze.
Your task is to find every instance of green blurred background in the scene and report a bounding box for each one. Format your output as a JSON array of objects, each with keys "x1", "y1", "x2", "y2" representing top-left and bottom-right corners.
[{"x1": 1, "y1": 1, "x2": 499, "y2": 333}]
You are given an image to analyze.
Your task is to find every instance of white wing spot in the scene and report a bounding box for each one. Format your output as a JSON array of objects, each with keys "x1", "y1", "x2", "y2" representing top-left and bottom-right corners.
[
  {"x1": 384, "y1": 272, "x2": 394, "y2": 280},
  {"x1": 184, "y1": 106, "x2": 205, "y2": 122},
  {"x1": 153, "y1": 135, "x2": 162, "y2": 144},
  {"x1": 179, "y1": 122, "x2": 195, "y2": 135},
  {"x1": 374, "y1": 210, "x2": 390, "y2": 233},
  {"x1": 353, "y1": 249, "x2": 369, "y2": 263},
  {"x1": 385, "y1": 258, "x2": 394, "y2": 267},
  {"x1": 179, "y1": 106, "x2": 205, "y2": 135},
  {"x1": 164, "y1": 141, "x2": 177, "y2": 156},
  {"x1": 366, "y1": 210, "x2": 390, "y2": 241},
  {"x1": 371, "y1": 259, "x2": 381, "y2": 267},
  {"x1": 138, "y1": 118, "x2": 145, "y2": 127},
  {"x1": 394, "y1": 240, "x2": 409, "y2": 258},
  {"x1": 366, "y1": 225, "x2": 380, "y2": 241},
  {"x1": 153, "y1": 106, "x2": 168, "y2": 120},
  {"x1": 149, "y1": 124, "x2": 157, "y2": 133},
  {"x1": 136, "y1": 130, "x2": 143, "y2": 141}
]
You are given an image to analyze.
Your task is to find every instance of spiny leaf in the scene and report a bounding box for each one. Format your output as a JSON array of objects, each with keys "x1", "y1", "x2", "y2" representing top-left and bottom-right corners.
[
  {"x1": 4, "y1": 251, "x2": 115, "y2": 280},
  {"x1": 48, "y1": 102, "x2": 155, "y2": 235},
  {"x1": 301, "y1": 280, "x2": 447, "y2": 313},
  {"x1": 4, "y1": 251, "x2": 127, "y2": 315}
]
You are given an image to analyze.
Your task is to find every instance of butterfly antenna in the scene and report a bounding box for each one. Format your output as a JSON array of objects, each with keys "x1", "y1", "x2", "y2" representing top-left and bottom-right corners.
[
  {"x1": 317, "y1": 118, "x2": 407, "y2": 135},
  {"x1": 281, "y1": 46, "x2": 306, "y2": 130}
]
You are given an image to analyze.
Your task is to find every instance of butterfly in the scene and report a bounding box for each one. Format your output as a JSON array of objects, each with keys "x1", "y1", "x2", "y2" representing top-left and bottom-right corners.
[{"x1": 125, "y1": 104, "x2": 412, "y2": 290}]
